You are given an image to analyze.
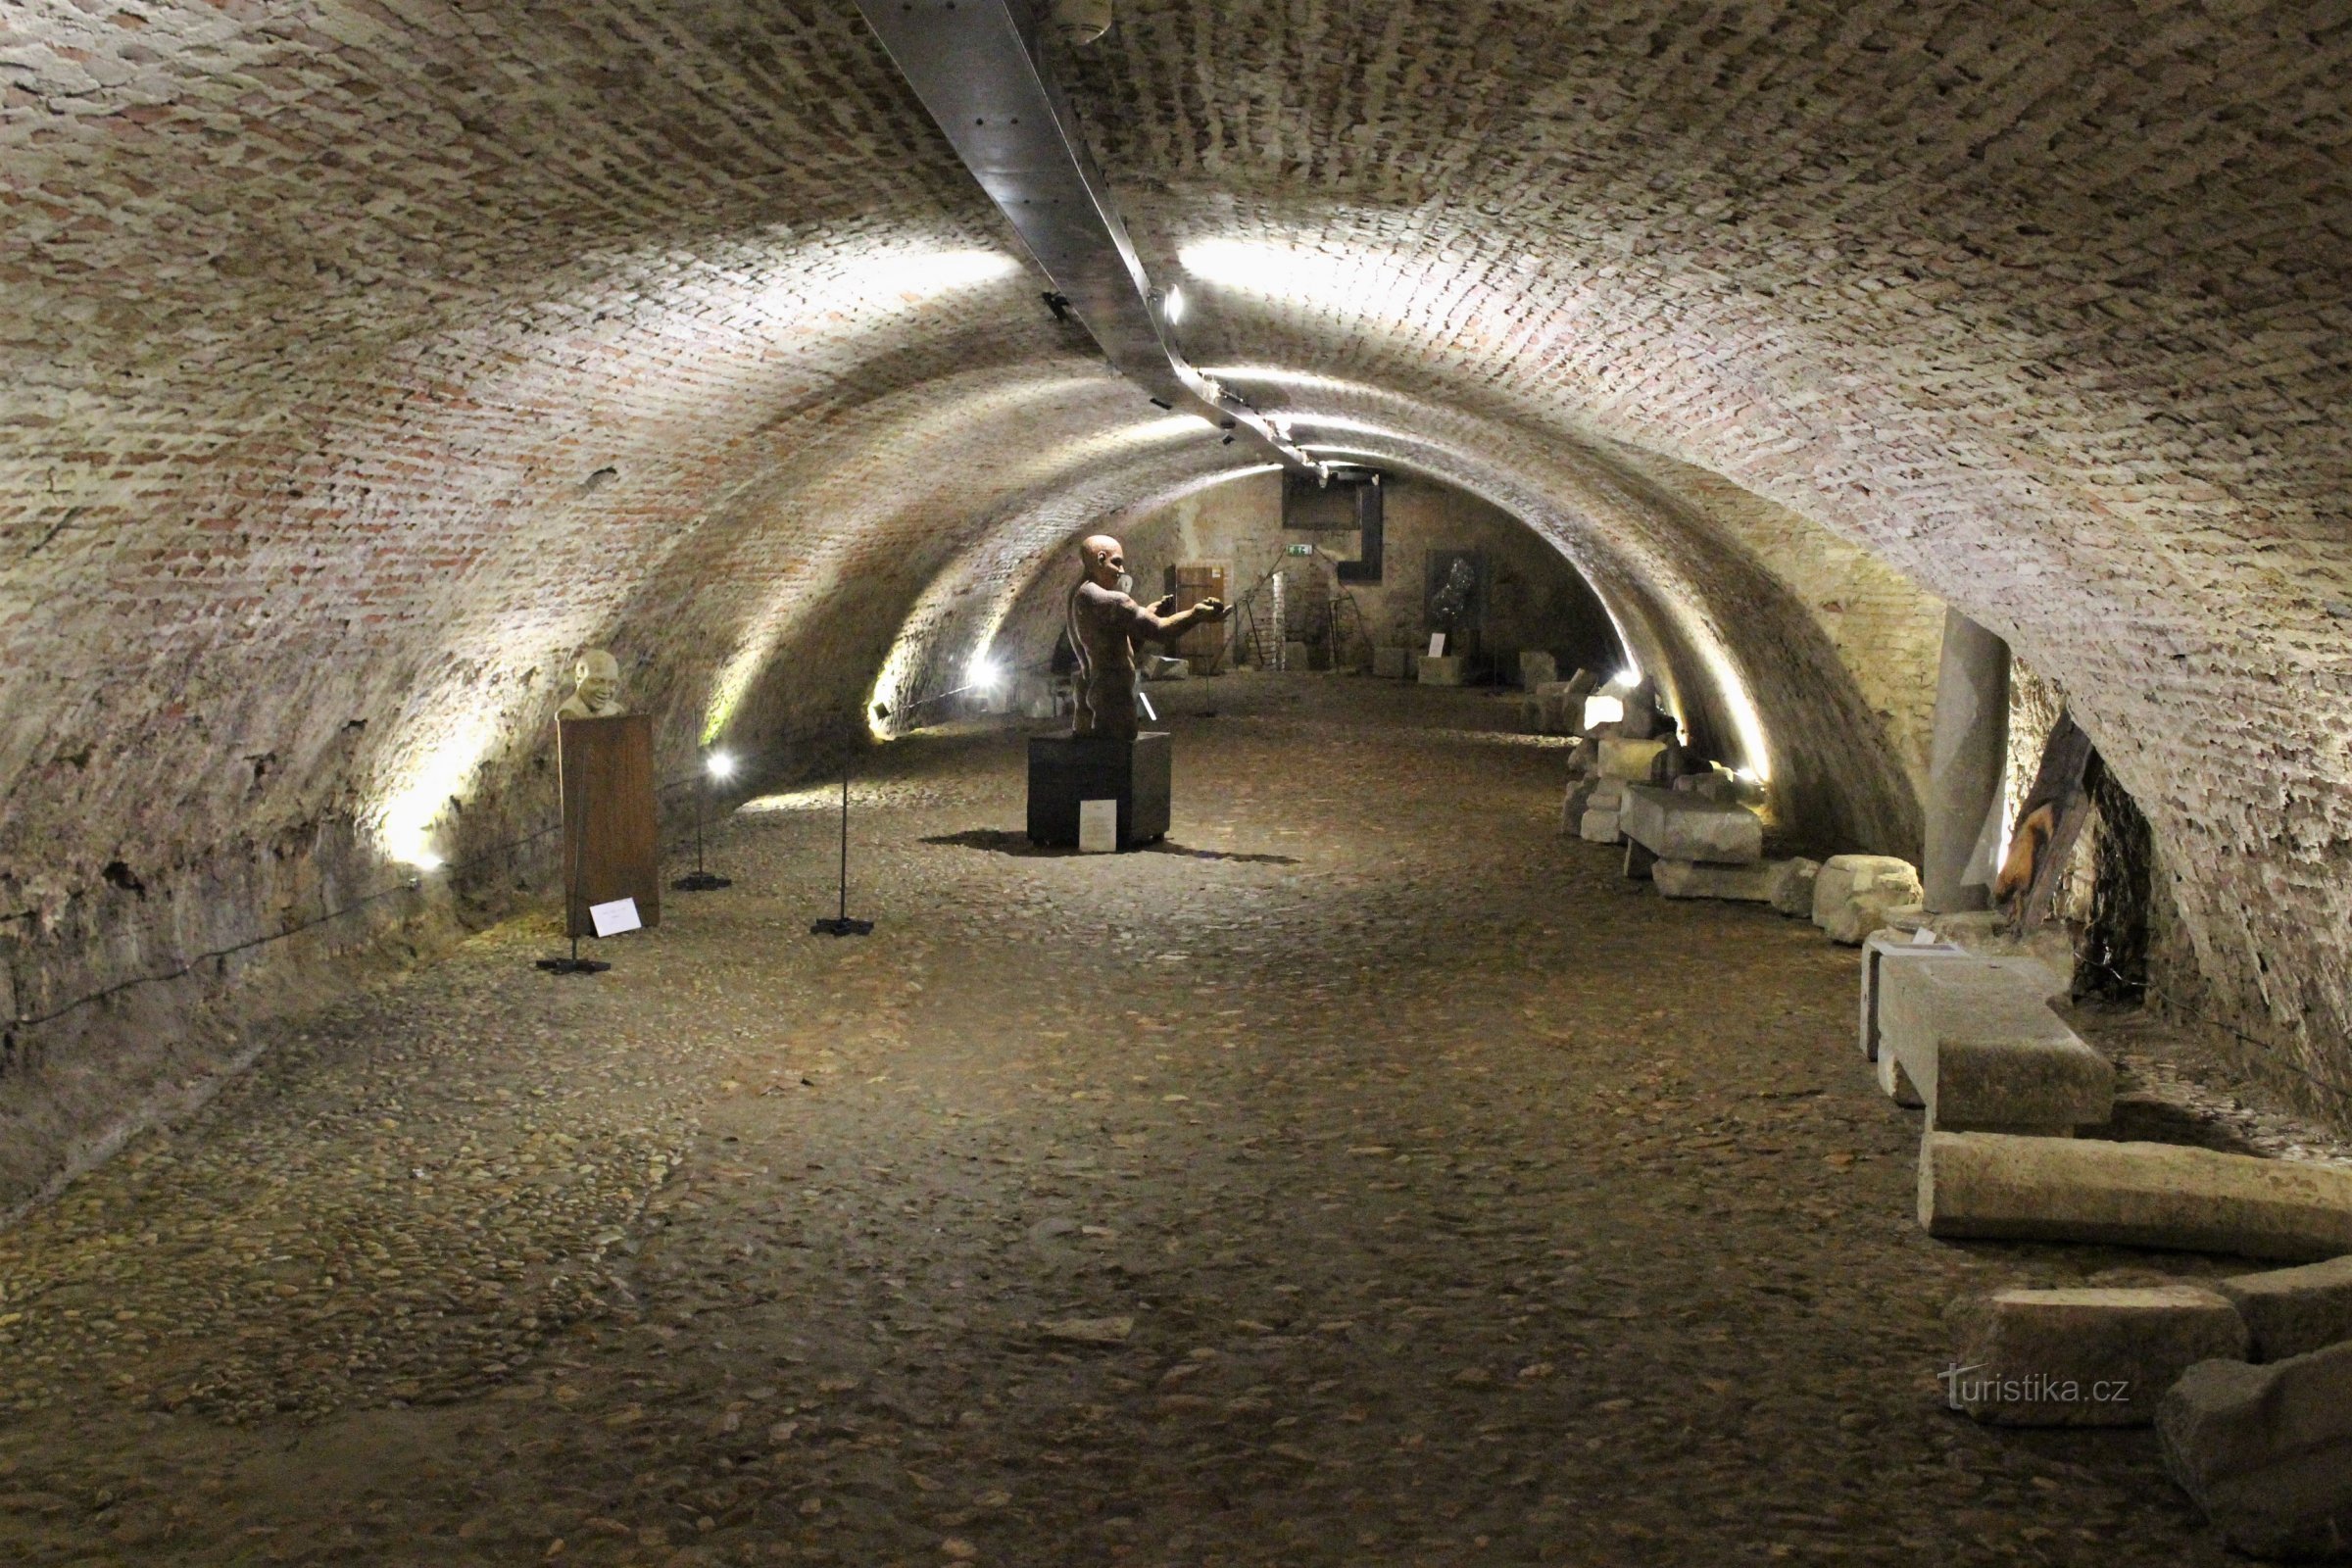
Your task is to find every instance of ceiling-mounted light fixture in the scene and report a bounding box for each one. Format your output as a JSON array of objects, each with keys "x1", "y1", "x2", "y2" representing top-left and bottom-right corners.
[
  {"x1": 1162, "y1": 286, "x2": 1185, "y2": 325},
  {"x1": 1051, "y1": 0, "x2": 1112, "y2": 45}
]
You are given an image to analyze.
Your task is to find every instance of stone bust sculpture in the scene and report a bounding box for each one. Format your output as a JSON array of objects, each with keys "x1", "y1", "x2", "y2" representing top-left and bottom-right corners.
[
  {"x1": 1065, "y1": 533, "x2": 1228, "y2": 740},
  {"x1": 558, "y1": 649, "x2": 626, "y2": 720}
]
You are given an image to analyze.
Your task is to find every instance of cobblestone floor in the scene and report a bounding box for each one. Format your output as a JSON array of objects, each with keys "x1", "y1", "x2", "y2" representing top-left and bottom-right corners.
[{"x1": 0, "y1": 674, "x2": 2329, "y2": 1565}]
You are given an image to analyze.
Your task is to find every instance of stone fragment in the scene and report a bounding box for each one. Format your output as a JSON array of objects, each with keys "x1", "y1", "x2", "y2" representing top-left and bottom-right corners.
[
  {"x1": 1920, "y1": 1132, "x2": 2352, "y2": 1261},
  {"x1": 1839, "y1": 892, "x2": 1908, "y2": 946},
  {"x1": 1946, "y1": 1285, "x2": 2248, "y2": 1426},
  {"x1": 1559, "y1": 778, "x2": 1597, "y2": 834},
  {"x1": 1811, "y1": 855, "x2": 1924, "y2": 945},
  {"x1": 1858, "y1": 931, "x2": 1969, "y2": 1062},
  {"x1": 1545, "y1": 681, "x2": 1583, "y2": 733},
  {"x1": 1595, "y1": 736, "x2": 1666, "y2": 782},
  {"x1": 1526, "y1": 679, "x2": 1586, "y2": 733},
  {"x1": 2219, "y1": 1256, "x2": 2352, "y2": 1362},
  {"x1": 1811, "y1": 855, "x2": 1921, "y2": 925},
  {"x1": 1418, "y1": 655, "x2": 1467, "y2": 686},
  {"x1": 1673, "y1": 771, "x2": 1740, "y2": 803},
  {"x1": 1615, "y1": 677, "x2": 1669, "y2": 739},
  {"x1": 1651, "y1": 858, "x2": 1778, "y2": 901},
  {"x1": 2159, "y1": 1342, "x2": 2352, "y2": 1559},
  {"x1": 1372, "y1": 645, "x2": 1411, "y2": 679},
  {"x1": 1880, "y1": 956, "x2": 2110, "y2": 1134},
  {"x1": 1768, "y1": 858, "x2": 1821, "y2": 918},
  {"x1": 1518, "y1": 650, "x2": 1557, "y2": 688},
  {"x1": 1617, "y1": 785, "x2": 1763, "y2": 864},
  {"x1": 1578, "y1": 808, "x2": 1621, "y2": 845},
  {"x1": 1919, "y1": 907, "x2": 2080, "y2": 992}
]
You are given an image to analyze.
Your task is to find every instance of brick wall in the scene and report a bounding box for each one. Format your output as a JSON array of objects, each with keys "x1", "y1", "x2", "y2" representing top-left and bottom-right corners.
[{"x1": 2, "y1": 0, "x2": 2347, "y2": 1200}]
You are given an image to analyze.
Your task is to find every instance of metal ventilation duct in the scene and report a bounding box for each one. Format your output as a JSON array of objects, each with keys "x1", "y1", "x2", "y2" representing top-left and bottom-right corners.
[{"x1": 853, "y1": 0, "x2": 1319, "y2": 476}]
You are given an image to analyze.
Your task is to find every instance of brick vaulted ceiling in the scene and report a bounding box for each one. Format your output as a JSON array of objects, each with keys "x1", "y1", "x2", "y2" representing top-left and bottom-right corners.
[{"x1": 2, "y1": 0, "x2": 2349, "y2": 1171}]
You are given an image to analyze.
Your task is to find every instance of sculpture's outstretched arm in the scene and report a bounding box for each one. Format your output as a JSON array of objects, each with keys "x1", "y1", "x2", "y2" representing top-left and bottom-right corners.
[{"x1": 1123, "y1": 595, "x2": 1230, "y2": 644}]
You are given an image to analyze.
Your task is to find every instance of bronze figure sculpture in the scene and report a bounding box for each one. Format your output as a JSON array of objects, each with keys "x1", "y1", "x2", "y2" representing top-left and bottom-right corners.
[{"x1": 1065, "y1": 533, "x2": 1228, "y2": 740}]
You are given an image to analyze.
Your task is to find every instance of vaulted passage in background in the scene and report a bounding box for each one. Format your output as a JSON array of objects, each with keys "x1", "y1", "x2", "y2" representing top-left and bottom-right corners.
[{"x1": 3, "y1": 0, "x2": 2349, "y2": 1203}]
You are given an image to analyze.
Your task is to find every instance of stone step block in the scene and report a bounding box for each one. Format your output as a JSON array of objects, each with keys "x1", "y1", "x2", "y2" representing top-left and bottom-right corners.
[
  {"x1": 1858, "y1": 931, "x2": 1970, "y2": 1062},
  {"x1": 1880, "y1": 956, "x2": 2109, "y2": 1134},
  {"x1": 1946, "y1": 1285, "x2": 2247, "y2": 1426},
  {"x1": 1651, "y1": 858, "x2": 1779, "y2": 901},
  {"x1": 1518, "y1": 650, "x2": 1557, "y2": 688},
  {"x1": 1578, "y1": 808, "x2": 1621, "y2": 845},
  {"x1": 1920, "y1": 1132, "x2": 2352, "y2": 1262},
  {"x1": 1372, "y1": 645, "x2": 1411, "y2": 679},
  {"x1": 2160, "y1": 1341, "x2": 2352, "y2": 1558},
  {"x1": 2219, "y1": 1255, "x2": 2352, "y2": 1362},
  {"x1": 1813, "y1": 855, "x2": 1923, "y2": 945},
  {"x1": 1595, "y1": 736, "x2": 1666, "y2": 782},
  {"x1": 1419, "y1": 654, "x2": 1467, "y2": 686},
  {"x1": 1618, "y1": 784, "x2": 1762, "y2": 864}
]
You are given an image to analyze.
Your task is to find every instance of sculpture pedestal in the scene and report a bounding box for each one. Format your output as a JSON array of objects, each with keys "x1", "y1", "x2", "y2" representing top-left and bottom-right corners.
[
  {"x1": 558, "y1": 713, "x2": 661, "y2": 937},
  {"x1": 1027, "y1": 732, "x2": 1171, "y2": 850}
]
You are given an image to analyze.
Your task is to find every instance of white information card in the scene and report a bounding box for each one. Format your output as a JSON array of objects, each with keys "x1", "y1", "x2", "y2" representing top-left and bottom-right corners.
[
  {"x1": 1078, "y1": 800, "x2": 1119, "y2": 854},
  {"x1": 588, "y1": 897, "x2": 643, "y2": 938},
  {"x1": 1427, "y1": 632, "x2": 1446, "y2": 658}
]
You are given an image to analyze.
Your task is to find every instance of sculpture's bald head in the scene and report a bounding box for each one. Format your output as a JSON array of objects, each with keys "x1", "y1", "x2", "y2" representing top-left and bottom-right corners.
[
  {"x1": 573, "y1": 648, "x2": 620, "y2": 709},
  {"x1": 1078, "y1": 533, "x2": 1127, "y2": 590}
]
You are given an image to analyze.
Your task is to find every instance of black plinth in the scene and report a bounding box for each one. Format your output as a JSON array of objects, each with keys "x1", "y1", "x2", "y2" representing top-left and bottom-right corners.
[{"x1": 1027, "y1": 732, "x2": 1171, "y2": 850}]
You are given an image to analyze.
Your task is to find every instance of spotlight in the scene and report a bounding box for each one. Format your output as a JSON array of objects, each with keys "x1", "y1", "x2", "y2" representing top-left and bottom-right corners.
[
  {"x1": 1163, "y1": 287, "x2": 1185, "y2": 325},
  {"x1": 411, "y1": 852, "x2": 445, "y2": 872},
  {"x1": 1610, "y1": 669, "x2": 1638, "y2": 689},
  {"x1": 676, "y1": 751, "x2": 737, "y2": 893},
  {"x1": 968, "y1": 657, "x2": 1002, "y2": 690}
]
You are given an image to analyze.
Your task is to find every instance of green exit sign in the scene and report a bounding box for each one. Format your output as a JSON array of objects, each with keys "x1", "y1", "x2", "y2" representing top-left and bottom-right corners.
[{"x1": 1285, "y1": 543, "x2": 1314, "y2": 556}]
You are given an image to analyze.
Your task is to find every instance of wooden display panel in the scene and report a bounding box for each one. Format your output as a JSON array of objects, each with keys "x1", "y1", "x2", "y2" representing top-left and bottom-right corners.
[{"x1": 558, "y1": 713, "x2": 661, "y2": 938}]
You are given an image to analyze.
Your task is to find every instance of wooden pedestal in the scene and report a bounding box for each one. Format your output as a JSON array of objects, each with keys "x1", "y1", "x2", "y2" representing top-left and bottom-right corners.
[
  {"x1": 558, "y1": 713, "x2": 660, "y2": 937},
  {"x1": 1027, "y1": 732, "x2": 1171, "y2": 850}
]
